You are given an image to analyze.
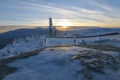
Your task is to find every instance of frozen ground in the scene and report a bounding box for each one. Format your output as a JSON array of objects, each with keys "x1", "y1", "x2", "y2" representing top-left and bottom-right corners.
[
  {"x1": 3, "y1": 46, "x2": 120, "y2": 80},
  {"x1": 46, "y1": 34, "x2": 120, "y2": 47},
  {"x1": 0, "y1": 29, "x2": 120, "y2": 59},
  {"x1": 0, "y1": 36, "x2": 45, "y2": 59},
  {"x1": 0, "y1": 34, "x2": 120, "y2": 60}
]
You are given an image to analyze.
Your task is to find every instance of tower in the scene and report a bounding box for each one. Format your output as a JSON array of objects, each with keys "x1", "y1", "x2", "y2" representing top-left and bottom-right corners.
[
  {"x1": 49, "y1": 17, "x2": 53, "y2": 37},
  {"x1": 49, "y1": 17, "x2": 56, "y2": 37}
]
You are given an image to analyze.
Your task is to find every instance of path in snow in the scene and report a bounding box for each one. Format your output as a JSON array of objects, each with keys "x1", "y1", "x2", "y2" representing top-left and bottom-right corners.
[{"x1": 3, "y1": 46, "x2": 120, "y2": 80}]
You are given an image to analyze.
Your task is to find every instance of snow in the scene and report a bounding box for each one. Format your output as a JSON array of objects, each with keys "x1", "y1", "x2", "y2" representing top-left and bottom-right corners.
[
  {"x1": 45, "y1": 34, "x2": 120, "y2": 47},
  {"x1": 0, "y1": 35, "x2": 45, "y2": 59},
  {"x1": 59, "y1": 28, "x2": 120, "y2": 37},
  {"x1": 0, "y1": 34, "x2": 120, "y2": 59},
  {"x1": 0, "y1": 27, "x2": 120, "y2": 80},
  {"x1": 3, "y1": 46, "x2": 120, "y2": 80},
  {"x1": 0, "y1": 27, "x2": 120, "y2": 59},
  {"x1": 0, "y1": 33, "x2": 120, "y2": 60}
]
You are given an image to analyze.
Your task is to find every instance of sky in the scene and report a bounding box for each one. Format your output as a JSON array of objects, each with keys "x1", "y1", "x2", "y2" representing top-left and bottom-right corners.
[{"x1": 0, "y1": 0, "x2": 120, "y2": 32}]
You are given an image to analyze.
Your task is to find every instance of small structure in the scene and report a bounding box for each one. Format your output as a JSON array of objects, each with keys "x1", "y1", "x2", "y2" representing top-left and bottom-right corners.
[
  {"x1": 73, "y1": 35, "x2": 77, "y2": 44},
  {"x1": 49, "y1": 17, "x2": 56, "y2": 37}
]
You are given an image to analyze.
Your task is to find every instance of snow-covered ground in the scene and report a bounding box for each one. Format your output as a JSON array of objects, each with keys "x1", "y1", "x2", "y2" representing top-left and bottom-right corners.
[
  {"x1": 46, "y1": 34, "x2": 120, "y2": 47},
  {"x1": 0, "y1": 34, "x2": 120, "y2": 59},
  {"x1": 59, "y1": 28, "x2": 120, "y2": 37},
  {"x1": 0, "y1": 27, "x2": 120, "y2": 59},
  {"x1": 3, "y1": 46, "x2": 120, "y2": 80},
  {"x1": 0, "y1": 28, "x2": 120, "y2": 80},
  {"x1": 0, "y1": 35, "x2": 45, "y2": 59}
]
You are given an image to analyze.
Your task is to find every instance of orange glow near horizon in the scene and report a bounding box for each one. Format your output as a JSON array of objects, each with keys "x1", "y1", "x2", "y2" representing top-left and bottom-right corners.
[
  {"x1": 56, "y1": 19, "x2": 72, "y2": 31},
  {"x1": 56, "y1": 26, "x2": 74, "y2": 31}
]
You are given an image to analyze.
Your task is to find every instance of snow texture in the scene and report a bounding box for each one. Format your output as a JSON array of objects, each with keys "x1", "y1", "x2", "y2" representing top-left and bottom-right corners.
[
  {"x1": 0, "y1": 28, "x2": 120, "y2": 59},
  {"x1": 3, "y1": 46, "x2": 120, "y2": 80},
  {"x1": 0, "y1": 35, "x2": 45, "y2": 59}
]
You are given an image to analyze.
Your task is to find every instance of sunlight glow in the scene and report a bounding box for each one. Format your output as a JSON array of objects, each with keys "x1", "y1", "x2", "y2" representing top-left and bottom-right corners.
[{"x1": 58, "y1": 20, "x2": 72, "y2": 27}]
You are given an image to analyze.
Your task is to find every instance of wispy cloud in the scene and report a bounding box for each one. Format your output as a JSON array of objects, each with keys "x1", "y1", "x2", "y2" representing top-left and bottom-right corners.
[
  {"x1": 0, "y1": 0, "x2": 120, "y2": 27},
  {"x1": 88, "y1": 0, "x2": 120, "y2": 18}
]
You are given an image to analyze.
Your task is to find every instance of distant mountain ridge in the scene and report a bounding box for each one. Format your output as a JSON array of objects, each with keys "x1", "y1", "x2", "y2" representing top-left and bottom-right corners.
[{"x1": 64, "y1": 28, "x2": 120, "y2": 37}]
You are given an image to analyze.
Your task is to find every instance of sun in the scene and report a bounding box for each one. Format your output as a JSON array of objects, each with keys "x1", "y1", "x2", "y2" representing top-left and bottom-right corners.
[
  {"x1": 58, "y1": 20, "x2": 72, "y2": 28},
  {"x1": 63, "y1": 26, "x2": 67, "y2": 29}
]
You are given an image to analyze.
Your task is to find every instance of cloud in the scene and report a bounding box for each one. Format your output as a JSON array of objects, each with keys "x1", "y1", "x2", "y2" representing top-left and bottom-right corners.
[
  {"x1": 0, "y1": 0, "x2": 120, "y2": 27},
  {"x1": 88, "y1": 0, "x2": 120, "y2": 18},
  {"x1": 1, "y1": 0, "x2": 119, "y2": 22}
]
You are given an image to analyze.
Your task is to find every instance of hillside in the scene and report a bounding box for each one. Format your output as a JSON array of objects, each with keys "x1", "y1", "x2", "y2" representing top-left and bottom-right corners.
[
  {"x1": 61, "y1": 28, "x2": 120, "y2": 37},
  {"x1": 0, "y1": 27, "x2": 120, "y2": 80},
  {"x1": 0, "y1": 27, "x2": 120, "y2": 59},
  {"x1": 0, "y1": 28, "x2": 48, "y2": 49}
]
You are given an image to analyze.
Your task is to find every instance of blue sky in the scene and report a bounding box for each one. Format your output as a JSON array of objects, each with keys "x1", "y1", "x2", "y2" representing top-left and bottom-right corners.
[{"x1": 0, "y1": 0, "x2": 120, "y2": 32}]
